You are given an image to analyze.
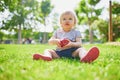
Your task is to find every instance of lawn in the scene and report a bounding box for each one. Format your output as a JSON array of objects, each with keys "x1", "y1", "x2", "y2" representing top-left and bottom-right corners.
[{"x1": 0, "y1": 44, "x2": 120, "y2": 80}]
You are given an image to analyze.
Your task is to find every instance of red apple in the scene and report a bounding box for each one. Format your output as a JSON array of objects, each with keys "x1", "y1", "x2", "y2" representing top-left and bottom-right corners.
[{"x1": 60, "y1": 39, "x2": 69, "y2": 47}]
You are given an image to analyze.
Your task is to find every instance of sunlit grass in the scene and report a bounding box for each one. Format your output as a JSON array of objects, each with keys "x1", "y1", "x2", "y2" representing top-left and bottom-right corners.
[{"x1": 0, "y1": 44, "x2": 120, "y2": 80}]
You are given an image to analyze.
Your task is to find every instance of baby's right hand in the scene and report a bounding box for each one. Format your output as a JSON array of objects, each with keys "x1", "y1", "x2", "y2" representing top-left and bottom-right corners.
[{"x1": 55, "y1": 39, "x2": 61, "y2": 47}]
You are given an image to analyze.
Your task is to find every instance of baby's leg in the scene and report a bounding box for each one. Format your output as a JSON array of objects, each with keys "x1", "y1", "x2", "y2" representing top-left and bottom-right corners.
[
  {"x1": 80, "y1": 47, "x2": 99, "y2": 63},
  {"x1": 72, "y1": 47, "x2": 99, "y2": 63},
  {"x1": 44, "y1": 49, "x2": 60, "y2": 59},
  {"x1": 33, "y1": 49, "x2": 60, "y2": 61},
  {"x1": 72, "y1": 47, "x2": 87, "y2": 58}
]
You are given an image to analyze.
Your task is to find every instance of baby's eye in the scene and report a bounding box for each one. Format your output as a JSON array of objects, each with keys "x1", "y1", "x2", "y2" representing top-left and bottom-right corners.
[
  {"x1": 69, "y1": 18, "x2": 72, "y2": 20},
  {"x1": 63, "y1": 18, "x2": 66, "y2": 20}
]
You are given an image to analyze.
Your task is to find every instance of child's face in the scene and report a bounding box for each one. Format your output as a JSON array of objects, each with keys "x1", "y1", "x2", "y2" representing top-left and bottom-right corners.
[{"x1": 60, "y1": 13, "x2": 75, "y2": 32}]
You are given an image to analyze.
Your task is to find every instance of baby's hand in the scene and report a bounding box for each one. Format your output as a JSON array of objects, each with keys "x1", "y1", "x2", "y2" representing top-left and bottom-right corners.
[
  {"x1": 62, "y1": 40, "x2": 74, "y2": 49},
  {"x1": 55, "y1": 39, "x2": 61, "y2": 47},
  {"x1": 60, "y1": 39, "x2": 69, "y2": 47}
]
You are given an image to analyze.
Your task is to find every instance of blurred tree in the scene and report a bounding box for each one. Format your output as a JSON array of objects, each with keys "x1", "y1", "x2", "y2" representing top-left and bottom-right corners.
[
  {"x1": 112, "y1": 16, "x2": 120, "y2": 41},
  {"x1": 75, "y1": 0, "x2": 102, "y2": 43},
  {"x1": 90, "y1": 2, "x2": 120, "y2": 42},
  {"x1": 0, "y1": 0, "x2": 18, "y2": 11},
  {"x1": 51, "y1": 12, "x2": 59, "y2": 31},
  {"x1": 112, "y1": 2, "x2": 120, "y2": 41},
  {"x1": 92, "y1": 19, "x2": 108, "y2": 42},
  {"x1": 0, "y1": 0, "x2": 39, "y2": 44},
  {"x1": 112, "y1": 2, "x2": 120, "y2": 15},
  {"x1": 36, "y1": 0, "x2": 53, "y2": 43},
  {"x1": 0, "y1": 31, "x2": 4, "y2": 43}
]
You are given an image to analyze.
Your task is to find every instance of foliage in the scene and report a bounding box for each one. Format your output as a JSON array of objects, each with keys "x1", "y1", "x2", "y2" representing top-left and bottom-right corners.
[
  {"x1": 112, "y1": 2, "x2": 120, "y2": 15},
  {"x1": 2, "y1": 0, "x2": 38, "y2": 28},
  {"x1": 91, "y1": 19, "x2": 108, "y2": 42},
  {"x1": 0, "y1": 44, "x2": 120, "y2": 80},
  {"x1": 40, "y1": 0, "x2": 53, "y2": 20},
  {"x1": 0, "y1": 0, "x2": 19, "y2": 11},
  {"x1": 0, "y1": 0, "x2": 54, "y2": 44},
  {"x1": 84, "y1": 29, "x2": 98, "y2": 42},
  {"x1": 0, "y1": 31, "x2": 4, "y2": 41},
  {"x1": 75, "y1": 0, "x2": 102, "y2": 25},
  {"x1": 75, "y1": 0, "x2": 120, "y2": 42},
  {"x1": 111, "y1": 2, "x2": 120, "y2": 41},
  {"x1": 112, "y1": 16, "x2": 120, "y2": 41},
  {"x1": 92, "y1": 16, "x2": 120, "y2": 43},
  {"x1": 39, "y1": 0, "x2": 53, "y2": 43},
  {"x1": 0, "y1": 0, "x2": 39, "y2": 44},
  {"x1": 95, "y1": 1, "x2": 120, "y2": 42},
  {"x1": 75, "y1": 0, "x2": 102, "y2": 43},
  {"x1": 116, "y1": 38, "x2": 120, "y2": 42}
]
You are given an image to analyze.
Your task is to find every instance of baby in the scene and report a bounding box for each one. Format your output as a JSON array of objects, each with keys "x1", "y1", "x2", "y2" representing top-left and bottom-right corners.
[{"x1": 33, "y1": 11, "x2": 99, "y2": 63}]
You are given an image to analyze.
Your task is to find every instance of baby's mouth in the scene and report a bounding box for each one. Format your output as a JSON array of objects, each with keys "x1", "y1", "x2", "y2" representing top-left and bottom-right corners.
[{"x1": 65, "y1": 23, "x2": 69, "y2": 26}]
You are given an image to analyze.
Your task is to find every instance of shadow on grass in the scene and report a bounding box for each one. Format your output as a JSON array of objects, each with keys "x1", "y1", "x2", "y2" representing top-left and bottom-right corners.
[
  {"x1": 59, "y1": 57, "x2": 81, "y2": 64},
  {"x1": 0, "y1": 47, "x2": 4, "y2": 50},
  {"x1": 58, "y1": 57, "x2": 97, "y2": 65}
]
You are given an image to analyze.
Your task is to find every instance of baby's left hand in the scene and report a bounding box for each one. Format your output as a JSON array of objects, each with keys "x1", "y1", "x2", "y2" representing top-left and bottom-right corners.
[{"x1": 63, "y1": 40, "x2": 73, "y2": 48}]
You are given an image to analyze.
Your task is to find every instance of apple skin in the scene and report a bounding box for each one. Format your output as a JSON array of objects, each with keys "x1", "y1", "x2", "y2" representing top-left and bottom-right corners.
[{"x1": 60, "y1": 39, "x2": 69, "y2": 47}]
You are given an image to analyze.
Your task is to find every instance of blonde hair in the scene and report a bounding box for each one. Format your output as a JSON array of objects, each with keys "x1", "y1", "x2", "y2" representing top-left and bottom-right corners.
[{"x1": 60, "y1": 11, "x2": 78, "y2": 26}]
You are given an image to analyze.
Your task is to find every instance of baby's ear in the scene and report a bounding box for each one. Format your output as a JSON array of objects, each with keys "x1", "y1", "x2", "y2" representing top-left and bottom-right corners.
[
  {"x1": 74, "y1": 15, "x2": 78, "y2": 25},
  {"x1": 74, "y1": 19, "x2": 76, "y2": 24},
  {"x1": 74, "y1": 19, "x2": 77, "y2": 25}
]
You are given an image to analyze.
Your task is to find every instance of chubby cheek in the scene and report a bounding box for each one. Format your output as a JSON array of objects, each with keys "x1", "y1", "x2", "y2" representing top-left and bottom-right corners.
[
  {"x1": 61, "y1": 24, "x2": 66, "y2": 28},
  {"x1": 71, "y1": 22, "x2": 75, "y2": 26},
  {"x1": 61, "y1": 22, "x2": 66, "y2": 25},
  {"x1": 61, "y1": 23, "x2": 65, "y2": 26}
]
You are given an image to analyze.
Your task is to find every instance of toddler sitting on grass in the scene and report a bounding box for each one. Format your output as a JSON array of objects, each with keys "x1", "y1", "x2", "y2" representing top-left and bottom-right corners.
[{"x1": 33, "y1": 11, "x2": 99, "y2": 63}]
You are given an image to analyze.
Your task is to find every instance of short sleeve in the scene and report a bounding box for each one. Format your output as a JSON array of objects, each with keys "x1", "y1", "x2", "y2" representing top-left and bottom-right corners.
[
  {"x1": 53, "y1": 30, "x2": 57, "y2": 38},
  {"x1": 76, "y1": 30, "x2": 82, "y2": 38}
]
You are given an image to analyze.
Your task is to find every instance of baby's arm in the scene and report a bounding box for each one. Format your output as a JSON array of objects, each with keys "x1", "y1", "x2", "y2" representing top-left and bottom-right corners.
[
  {"x1": 48, "y1": 36, "x2": 61, "y2": 47},
  {"x1": 71, "y1": 37, "x2": 82, "y2": 47},
  {"x1": 63, "y1": 37, "x2": 82, "y2": 48}
]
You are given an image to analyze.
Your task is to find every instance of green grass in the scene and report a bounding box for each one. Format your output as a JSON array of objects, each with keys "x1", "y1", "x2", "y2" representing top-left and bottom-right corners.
[{"x1": 0, "y1": 44, "x2": 120, "y2": 80}]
